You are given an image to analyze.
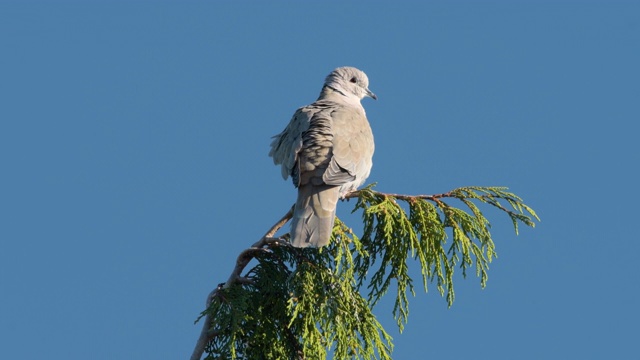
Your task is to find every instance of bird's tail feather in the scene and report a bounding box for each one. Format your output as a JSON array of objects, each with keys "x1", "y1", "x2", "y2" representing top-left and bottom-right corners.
[{"x1": 290, "y1": 184, "x2": 340, "y2": 248}]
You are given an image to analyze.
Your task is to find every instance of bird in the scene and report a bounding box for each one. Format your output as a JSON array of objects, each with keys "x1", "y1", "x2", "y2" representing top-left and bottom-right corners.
[{"x1": 269, "y1": 66, "x2": 376, "y2": 248}]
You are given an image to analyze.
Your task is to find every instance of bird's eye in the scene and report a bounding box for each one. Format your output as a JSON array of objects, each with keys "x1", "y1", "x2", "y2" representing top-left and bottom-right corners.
[{"x1": 350, "y1": 77, "x2": 357, "y2": 83}]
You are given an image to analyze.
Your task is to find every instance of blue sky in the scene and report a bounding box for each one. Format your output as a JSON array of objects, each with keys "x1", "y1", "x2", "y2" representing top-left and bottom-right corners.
[{"x1": 1, "y1": 1, "x2": 638, "y2": 359}]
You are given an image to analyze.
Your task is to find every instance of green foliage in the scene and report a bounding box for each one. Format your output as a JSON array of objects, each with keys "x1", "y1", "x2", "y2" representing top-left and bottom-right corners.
[
  {"x1": 199, "y1": 186, "x2": 538, "y2": 359},
  {"x1": 203, "y1": 249, "x2": 296, "y2": 359}
]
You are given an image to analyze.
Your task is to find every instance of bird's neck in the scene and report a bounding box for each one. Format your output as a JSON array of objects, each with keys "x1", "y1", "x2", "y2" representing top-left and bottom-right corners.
[{"x1": 318, "y1": 85, "x2": 362, "y2": 107}]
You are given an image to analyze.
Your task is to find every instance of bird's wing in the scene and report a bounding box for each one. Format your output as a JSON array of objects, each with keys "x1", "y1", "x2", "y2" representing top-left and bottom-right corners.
[
  {"x1": 269, "y1": 106, "x2": 313, "y2": 182},
  {"x1": 322, "y1": 106, "x2": 374, "y2": 189}
]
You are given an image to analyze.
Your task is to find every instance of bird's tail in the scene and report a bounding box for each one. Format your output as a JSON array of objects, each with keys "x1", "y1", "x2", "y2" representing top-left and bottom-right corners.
[{"x1": 290, "y1": 184, "x2": 340, "y2": 248}]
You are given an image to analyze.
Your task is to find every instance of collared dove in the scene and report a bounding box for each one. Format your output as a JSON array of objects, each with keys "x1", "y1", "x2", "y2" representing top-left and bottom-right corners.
[{"x1": 269, "y1": 67, "x2": 376, "y2": 247}]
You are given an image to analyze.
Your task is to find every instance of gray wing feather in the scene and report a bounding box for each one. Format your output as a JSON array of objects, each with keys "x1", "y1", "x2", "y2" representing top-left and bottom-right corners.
[
  {"x1": 269, "y1": 108, "x2": 312, "y2": 182},
  {"x1": 322, "y1": 107, "x2": 374, "y2": 194}
]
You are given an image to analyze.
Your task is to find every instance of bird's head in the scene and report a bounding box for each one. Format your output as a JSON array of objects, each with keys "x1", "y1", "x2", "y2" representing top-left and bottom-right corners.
[{"x1": 324, "y1": 66, "x2": 377, "y2": 102}]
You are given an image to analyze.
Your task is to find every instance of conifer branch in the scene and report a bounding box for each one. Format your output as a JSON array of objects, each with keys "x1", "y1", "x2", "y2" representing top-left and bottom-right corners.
[{"x1": 192, "y1": 186, "x2": 538, "y2": 359}]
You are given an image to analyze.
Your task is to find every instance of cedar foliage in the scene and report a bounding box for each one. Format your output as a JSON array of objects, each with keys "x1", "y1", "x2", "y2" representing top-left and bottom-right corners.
[{"x1": 194, "y1": 185, "x2": 538, "y2": 359}]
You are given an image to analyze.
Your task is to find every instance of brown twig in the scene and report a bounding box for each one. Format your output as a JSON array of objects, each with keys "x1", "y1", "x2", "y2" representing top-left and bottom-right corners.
[
  {"x1": 345, "y1": 189, "x2": 529, "y2": 220},
  {"x1": 343, "y1": 189, "x2": 455, "y2": 201}
]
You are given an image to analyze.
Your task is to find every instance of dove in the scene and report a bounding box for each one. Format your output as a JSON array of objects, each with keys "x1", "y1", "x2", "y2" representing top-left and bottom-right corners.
[{"x1": 269, "y1": 67, "x2": 376, "y2": 247}]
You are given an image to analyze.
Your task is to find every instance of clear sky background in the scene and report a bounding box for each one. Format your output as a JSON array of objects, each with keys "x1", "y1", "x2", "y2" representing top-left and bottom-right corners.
[{"x1": 1, "y1": 1, "x2": 638, "y2": 359}]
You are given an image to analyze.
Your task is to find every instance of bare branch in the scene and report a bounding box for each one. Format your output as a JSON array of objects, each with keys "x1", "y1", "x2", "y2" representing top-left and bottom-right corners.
[
  {"x1": 345, "y1": 188, "x2": 533, "y2": 222},
  {"x1": 343, "y1": 189, "x2": 455, "y2": 201}
]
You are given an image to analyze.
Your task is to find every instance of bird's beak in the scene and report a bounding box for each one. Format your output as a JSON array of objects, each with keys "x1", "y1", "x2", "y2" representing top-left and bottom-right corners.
[{"x1": 366, "y1": 88, "x2": 377, "y2": 100}]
